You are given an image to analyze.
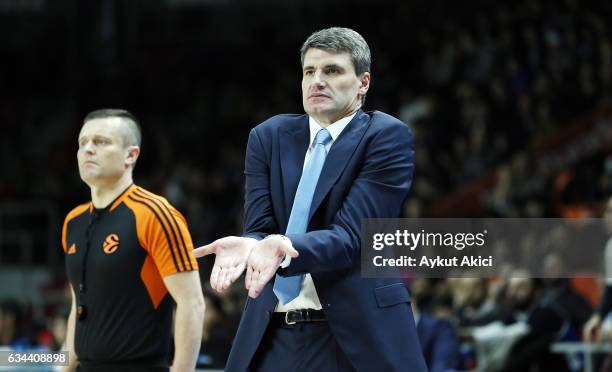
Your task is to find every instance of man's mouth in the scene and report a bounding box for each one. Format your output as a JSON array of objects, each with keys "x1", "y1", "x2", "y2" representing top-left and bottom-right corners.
[{"x1": 309, "y1": 93, "x2": 330, "y2": 99}]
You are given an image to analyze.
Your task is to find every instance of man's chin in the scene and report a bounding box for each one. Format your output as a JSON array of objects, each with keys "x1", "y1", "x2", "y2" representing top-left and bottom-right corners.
[
  {"x1": 305, "y1": 101, "x2": 330, "y2": 111},
  {"x1": 305, "y1": 106, "x2": 334, "y2": 119},
  {"x1": 80, "y1": 172, "x2": 101, "y2": 185}
]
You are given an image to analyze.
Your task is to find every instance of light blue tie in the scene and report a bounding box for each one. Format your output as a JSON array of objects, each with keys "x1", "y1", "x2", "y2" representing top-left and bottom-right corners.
[{"x1": 273, "y1": 128, "x2": 332, "y2": 304}]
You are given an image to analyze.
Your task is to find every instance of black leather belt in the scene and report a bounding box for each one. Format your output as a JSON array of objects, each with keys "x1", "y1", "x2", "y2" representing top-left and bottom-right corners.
[{"x1": 271, "y1": 309, "x2": 326, "y2": 326}]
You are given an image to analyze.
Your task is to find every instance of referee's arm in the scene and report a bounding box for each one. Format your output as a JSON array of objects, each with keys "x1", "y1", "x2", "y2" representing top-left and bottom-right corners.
[
  {"x1": 62, "y1": 285, "x2": 78, "y2": 372},
  {"x1": 164, "y1": 271, "x2": 205, "y2": 372}
]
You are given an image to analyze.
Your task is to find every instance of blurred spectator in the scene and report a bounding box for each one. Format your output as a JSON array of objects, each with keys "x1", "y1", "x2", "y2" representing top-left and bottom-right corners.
[
  {"x1": 32, "y1": 313, "x2": 67, "y2": 351},
  {"x1": 451, "y1": 278, "x2": 503, "y2": 327},
  {"x1": 0, "y1": 300, "x2": 31, "y2": 348},
  {"x1": 468, "y1": 272, "x2": 572, "y2": 371},
  {"x1": 583, "y1": 197, "x2": 612, "y2": 342}
]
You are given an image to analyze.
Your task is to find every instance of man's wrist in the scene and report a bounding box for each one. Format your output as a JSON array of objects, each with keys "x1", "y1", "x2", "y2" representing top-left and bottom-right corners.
[
  {"x1": 264, "y1": 234, "x2": 293, "y2": 268},
  {"x1": 264, "y1": 234, "x2": 291, "y2": 242},
  {"x1": 244, "y1": 237, "x2": 258, "y2": 259}
]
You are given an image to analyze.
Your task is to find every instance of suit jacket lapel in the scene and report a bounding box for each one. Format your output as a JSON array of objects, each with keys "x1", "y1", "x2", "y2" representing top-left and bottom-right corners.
[
  {"x1": 279, "y1": 116, "x2": 310, "y2": 227},
  {"x1": 309, "y1": 110, "x2": 370, "y2": 220}
]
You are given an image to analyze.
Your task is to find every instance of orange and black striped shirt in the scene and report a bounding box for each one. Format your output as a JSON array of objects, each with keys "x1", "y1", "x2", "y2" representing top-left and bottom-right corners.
[{"x1": 61, "y1": 184, "x2": 198, "y2": 367}]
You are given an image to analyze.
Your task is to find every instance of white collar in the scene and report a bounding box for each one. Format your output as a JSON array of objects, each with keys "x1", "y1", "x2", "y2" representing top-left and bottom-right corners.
[{"x1": 308, "y1": 111, "x2": 359, "y2": 146}]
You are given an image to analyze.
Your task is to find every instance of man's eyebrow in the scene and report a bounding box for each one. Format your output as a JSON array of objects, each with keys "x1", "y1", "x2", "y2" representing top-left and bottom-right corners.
[
  {"x1": 303, "y1": 63, "x2": 345, "y2": 71},
  {"x1": 78, "y1": 134, "x2": 113, "y2": 142},
  {"x1": 324, "y1": 64, "x2": 343, "y2": 69}
]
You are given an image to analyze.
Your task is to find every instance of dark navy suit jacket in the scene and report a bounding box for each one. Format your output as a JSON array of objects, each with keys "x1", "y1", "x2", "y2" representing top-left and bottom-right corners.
[{"x1": 226, "y1": 110, "x2": 427, "y2": 372}]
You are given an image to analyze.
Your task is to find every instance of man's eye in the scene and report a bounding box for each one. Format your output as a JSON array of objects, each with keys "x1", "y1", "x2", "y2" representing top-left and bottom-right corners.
[
  {"x1": 304, "y1": 70, "x2": 314, "y2": 76},
  {"x1": 325, "y1": 68, "x2": 338, "y2": 74}
]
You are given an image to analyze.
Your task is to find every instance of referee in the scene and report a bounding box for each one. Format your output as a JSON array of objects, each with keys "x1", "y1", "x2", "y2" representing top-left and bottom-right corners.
[{"x1": 61, "y1": 109, "x2": 204, "y2": 372}]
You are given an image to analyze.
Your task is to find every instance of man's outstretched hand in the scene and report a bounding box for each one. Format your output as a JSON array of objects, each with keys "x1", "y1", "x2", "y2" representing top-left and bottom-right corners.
[
  {"x1": 193, "y1": 236, "x2": 257, "y2": 293},
  {"x1": 245, "y1": 236, "x2": 299, "y2": 299}
]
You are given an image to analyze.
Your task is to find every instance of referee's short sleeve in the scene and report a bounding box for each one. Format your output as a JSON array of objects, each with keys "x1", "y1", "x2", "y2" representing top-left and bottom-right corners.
[
  {"x1": 125, "y1": 191, "x2": 199, "y2": 277},
  {"x1": 147, "y1": 206, "x2": 199, "y2": 277}
]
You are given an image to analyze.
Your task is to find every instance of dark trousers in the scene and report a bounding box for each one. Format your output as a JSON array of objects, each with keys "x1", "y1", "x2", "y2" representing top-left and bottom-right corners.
[
  {"x1": 250, "y1": 320, "x2": 355, "y2": 372},
  {"x1": 77, "y1": 362, "x2": 168, "y2": 372}
]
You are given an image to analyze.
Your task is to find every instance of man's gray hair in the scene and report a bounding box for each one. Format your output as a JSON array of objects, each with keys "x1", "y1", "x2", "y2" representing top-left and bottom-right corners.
[{"x1": 300, "y1": 27, "x2": 371, "y2": 75}]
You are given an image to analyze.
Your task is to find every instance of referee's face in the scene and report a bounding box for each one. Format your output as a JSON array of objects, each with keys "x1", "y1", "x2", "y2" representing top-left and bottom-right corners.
[{"x1": 77, "y1": 118, "x2": 130, "y2": 188}]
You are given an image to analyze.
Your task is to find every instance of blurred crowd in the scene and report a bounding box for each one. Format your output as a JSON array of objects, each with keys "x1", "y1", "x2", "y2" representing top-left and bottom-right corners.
[
  {"x1": 399, "y1": 0, "x2": 612, "y2": 218},
  {"x1": 0, "y1": 0, "x2": 611, "y2": 370},
  {"x1": 408, "y1": 275, "x2": 594, "y2": 371}
]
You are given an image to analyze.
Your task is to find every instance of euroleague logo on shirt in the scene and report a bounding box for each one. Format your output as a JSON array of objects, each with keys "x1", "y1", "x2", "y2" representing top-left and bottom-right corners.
[{"x1": 102, "y1": 234, "x2": 120, "y2": 254}]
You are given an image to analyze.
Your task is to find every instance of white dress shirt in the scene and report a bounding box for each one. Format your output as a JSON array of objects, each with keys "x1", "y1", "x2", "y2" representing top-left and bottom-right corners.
[{"x1": 275, "y1": 111, "x2": 358, "y2": 312}]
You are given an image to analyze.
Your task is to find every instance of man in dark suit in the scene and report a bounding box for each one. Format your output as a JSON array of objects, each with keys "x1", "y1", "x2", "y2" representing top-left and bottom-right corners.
[{"x1": 194, "y1": 27, "x2": 426, "y2": 372}]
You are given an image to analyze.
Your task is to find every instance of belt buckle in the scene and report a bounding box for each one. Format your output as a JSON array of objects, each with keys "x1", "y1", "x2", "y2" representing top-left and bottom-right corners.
[{"x1": 285, "y1": 310, "x2": 297, "y2": 325}]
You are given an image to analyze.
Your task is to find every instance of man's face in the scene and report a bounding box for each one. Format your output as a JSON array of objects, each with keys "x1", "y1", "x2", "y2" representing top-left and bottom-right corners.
[
  {"x1": 302, "y1": 48, "x2": 370, "y2": 125},
  {"x1": 77, "y1": 118, "x2": 133, "y2": 188},
  {"x1": 507, "y1": 277, "x2": 533, "y2": 308}
]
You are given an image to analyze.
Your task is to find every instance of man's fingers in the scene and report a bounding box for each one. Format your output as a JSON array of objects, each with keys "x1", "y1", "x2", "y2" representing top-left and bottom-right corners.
[
  {"x1": 250, "y1": 267, "x2": 261, "y2": 291},
  {"x1": 222, "y1": 267, "x2": 237, "y2": 292},
  {"x1": 213, "y1": 266, "x2": 226, "y2": 293},
  {"x1": 245, "y1": 265, "x2": 253, "y2": 290},
  {"x1": 245, "y1": 250, "x2": 280, "y2": 298},
  {"x1": 250, "y1": 274, "x2": 268, "y2": 298},
  {"x1": 210, "y1": 264, "x2": 221, "y2": 291},
  {"x1": 248, "y1": 273, "x2": 262, "y2": 299},
  {"x1": 192, "y1": 243, "x2": 216, "y2": 258},
  {"x1": 260, "y1": 267, "x2": 276, "y2": 290},
  {"x1": 249, "y1": 287, "x2": 261, "y2": 299},
  {"x1": 229, "y1": 263, "x2": 245, "y2": 283},
  {"x1": 249, "y1": 265, "x2": 259, "y2": 291},
  {"x1": 217, "y1": 266, "x2": 228, "y2": 292},
  {"x1": 222, "y1": 267, "x2": 233, "y2": 291},
  {"x1": 249, "y1": 265, "x2": 275, "y2": 299}
]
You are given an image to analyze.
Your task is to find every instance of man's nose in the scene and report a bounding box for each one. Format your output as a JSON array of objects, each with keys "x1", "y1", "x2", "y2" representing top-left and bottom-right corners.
[
  {"x1": 82, "y1": 142, "x2": 95, "y2": 155},
  {"x1": 313, "y1": 71, "x2": 326, "y2": 87}
]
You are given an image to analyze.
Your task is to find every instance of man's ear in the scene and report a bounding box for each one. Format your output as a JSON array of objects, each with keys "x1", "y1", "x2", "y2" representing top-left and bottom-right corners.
[
  {"x1": 358, "y1": 72, "x2": 371, "y2": 96},
  {"x1": 125, "y1": 146, "x2": 140, "y2": 167}
]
